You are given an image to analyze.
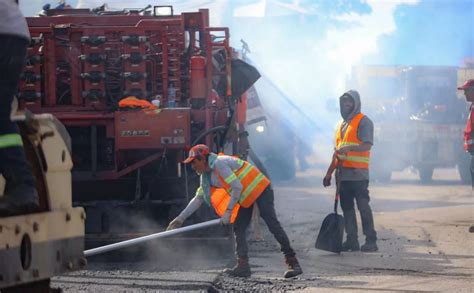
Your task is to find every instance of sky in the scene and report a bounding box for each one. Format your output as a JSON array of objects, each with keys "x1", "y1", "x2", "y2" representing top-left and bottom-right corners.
[
  {"x1": 21, "y1": 1, "x2": 474, "y2": 67},
  {"x1": 20, "y1": 0, "x2": 474, "y2": 149}
]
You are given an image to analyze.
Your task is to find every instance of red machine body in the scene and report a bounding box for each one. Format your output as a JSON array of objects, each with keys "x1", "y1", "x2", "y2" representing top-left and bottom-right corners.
[
  {"x1": 20, "y1": 7, "x2": 251, "y2": 242},
  {"x1": 190, "y1": 56, "x2": 207, "y2": 99}
]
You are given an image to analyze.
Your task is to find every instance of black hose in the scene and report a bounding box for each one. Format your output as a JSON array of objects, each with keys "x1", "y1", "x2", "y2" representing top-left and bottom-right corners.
[{"x1": 191, "y1": 125, "x2": 228, "y2": 146}]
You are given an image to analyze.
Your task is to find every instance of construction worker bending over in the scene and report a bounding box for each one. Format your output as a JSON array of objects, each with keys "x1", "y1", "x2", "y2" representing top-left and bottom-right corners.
[
  {"x1": 323, "y1": 90, "x2": 378, "y2": 252},
  {"x1": 167, "y1": 144, "x2": 303, "y2": 278},
  {"x1": 0, "y1": 0, "x2": 39, "y2": 216}
]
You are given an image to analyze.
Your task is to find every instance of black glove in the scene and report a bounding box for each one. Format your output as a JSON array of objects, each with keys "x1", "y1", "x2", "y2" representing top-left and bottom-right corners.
[{"x1": 323, "y1": 174, "x2": 332, "y2": 187}]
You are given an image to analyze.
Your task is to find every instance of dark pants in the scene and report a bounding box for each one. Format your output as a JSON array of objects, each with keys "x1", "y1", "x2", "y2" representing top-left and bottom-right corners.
[
  {"x1": 339, "y1": 180, "x2": 377, "y2": 243},
  {"x1": 0, "y1": 35, "x2": 32, "y2": 186},
  {"x1": 0, "y1": 35, "x2": 28, "y2": 134},
  {"x1": 470, "y1": 155, "x2": 474, "y2": 189},
  {"x1": 233, "y1": 185, "x2": 295, "y2": 259}
]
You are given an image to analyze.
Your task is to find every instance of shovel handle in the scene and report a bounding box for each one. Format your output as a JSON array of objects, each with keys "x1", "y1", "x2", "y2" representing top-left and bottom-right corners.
[{"x1": 334, "y1": 168, "x2": 341, "y2": 214}]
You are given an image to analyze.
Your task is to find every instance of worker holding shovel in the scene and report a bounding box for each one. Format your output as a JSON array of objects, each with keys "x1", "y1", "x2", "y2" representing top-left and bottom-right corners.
[
  {"x1": 167, "y1": 144, "x2": 303, "y2": 278},
  {"x1": 315, "y1": 151, "x2": 345, "y2": 253},
  {"x1": 323, "y1": 90, "x2": 378, "y2": 252}
]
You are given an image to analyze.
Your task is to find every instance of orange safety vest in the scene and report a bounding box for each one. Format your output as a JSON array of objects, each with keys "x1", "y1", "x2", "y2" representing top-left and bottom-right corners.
[
  {"x1": 209, "y1": 157, "x2": 270, "y2": 223},
  {"x1": 118, "y1": 96, "x2": 157, "y2": 110},
  {"x1": 464, "y1": 106, "x2": 474, "y2": 151},
  {"x1": 335, "y1": 113, "x2": 370, "y2": 169},
  {"x1": 210, "y1": 188, "x2": 240, "y2": 223}
]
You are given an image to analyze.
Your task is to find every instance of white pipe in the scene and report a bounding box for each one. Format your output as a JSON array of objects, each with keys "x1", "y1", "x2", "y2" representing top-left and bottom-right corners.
[{"x1": 84, "y1": 219, "x2": 221, "y2": 257}]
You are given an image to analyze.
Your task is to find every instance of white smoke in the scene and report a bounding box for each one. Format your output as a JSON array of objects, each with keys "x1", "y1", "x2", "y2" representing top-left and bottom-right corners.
[
  {"x1": 23, "y1": 0, "x2": 422, "y2": 164},
  {"x1": 225, "y1": 1, "x2": 421, "y2": 158},
  {"x1": 231, "y1": 0, "x2": 420, "y2": 116},
  {"x1": 67, "y1": 0, "x2": 420, "y2": 112},
  {"x1": 320, "y1": 0, "x2": 420, "y2": 93}
]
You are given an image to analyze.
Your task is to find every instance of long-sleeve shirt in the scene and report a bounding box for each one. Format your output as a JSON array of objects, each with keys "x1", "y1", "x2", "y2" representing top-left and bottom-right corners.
[
  {"x1": 176, "y1": 154, "x2": 244, "y2": 222},
  {"x1": 0, "y1": 0, "x2": 30, "y2": 40}
]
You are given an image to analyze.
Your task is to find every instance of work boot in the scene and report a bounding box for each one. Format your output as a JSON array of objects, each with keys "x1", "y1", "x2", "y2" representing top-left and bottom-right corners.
[
  {"x1": 0, "y1": 151, "x2": 39, "y2": 217},
  {"x1": 341, "y1": 239, "x2": 360, "y2": 252},
  {"x1": 223, "y1": 258, "x2": 251, "y2": 277},
  {"x1": 284, "y1": 256, "x2": 303, "y2": 278},
  {"x1": 361, "y1": 241, "x2": 378, "y2": 252},
  {"x1": 0, "y1": 184, "x2": 39, "y2": 217}
]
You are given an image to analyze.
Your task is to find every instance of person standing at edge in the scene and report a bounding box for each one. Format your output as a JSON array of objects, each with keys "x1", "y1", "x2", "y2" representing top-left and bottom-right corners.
[
  {"x1": 457, "y1": 79, "x2": 474, "y2": 233},
  {"x1": 323, "y1": 90, "x2": 378, "y2": 252},
  {"x1": 167, "y1": 144, "x2": 303, "y2": 278},
  {"x1": 0, "y1": 0, "x2": 39, "y2": 216}
]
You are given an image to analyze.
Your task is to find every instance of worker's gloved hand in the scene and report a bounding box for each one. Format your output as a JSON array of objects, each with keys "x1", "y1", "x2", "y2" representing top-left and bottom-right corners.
[
  {"x1": 323, "y1": 174, "x2": 332, "y2": 187},
  {"x1": 166, "y1": 218, "x2": 183, "y2": 231},
  {"x1": 220, "y1": 210, "x2": 232, "y2": 225},
  {"x1": 336, "y1": 146, "x2": 351, "y2": 155}
]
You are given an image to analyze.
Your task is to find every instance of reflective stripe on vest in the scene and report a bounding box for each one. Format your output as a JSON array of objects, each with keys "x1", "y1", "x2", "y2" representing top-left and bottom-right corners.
[
  {"x1": 210, "y1": 155, "x2": 270, "y2": 218},
  {"x1": 335, "y1": 113, "x2": 370, "y2": 169},
  {"x1": 0, "y1": 133, "x2": 23, "y2": 149},
  {"x1": 220, "y1": 160, "x2": 270, "y2": 208}
]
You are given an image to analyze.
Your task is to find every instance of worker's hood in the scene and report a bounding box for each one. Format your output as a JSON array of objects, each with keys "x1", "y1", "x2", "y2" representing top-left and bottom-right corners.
[{"x1": 339, "y1": 90, "x2": 361, "y2": 121}]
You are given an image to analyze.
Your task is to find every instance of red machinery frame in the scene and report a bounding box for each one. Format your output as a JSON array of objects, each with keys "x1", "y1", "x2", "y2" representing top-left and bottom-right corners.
[{"x1": 21, "y1": 9, "x2": 233, "y2": 181}]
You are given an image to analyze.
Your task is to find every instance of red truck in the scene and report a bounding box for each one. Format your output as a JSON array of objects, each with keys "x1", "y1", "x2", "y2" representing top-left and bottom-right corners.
[{"x1": 20, "y1": 6, "x2": 260, "y2": 244}]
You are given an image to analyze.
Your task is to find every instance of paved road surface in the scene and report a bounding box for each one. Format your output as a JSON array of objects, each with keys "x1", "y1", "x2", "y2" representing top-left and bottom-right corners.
[{"x1": 52, "y1": 167, "x2": 473, "y2": 292}]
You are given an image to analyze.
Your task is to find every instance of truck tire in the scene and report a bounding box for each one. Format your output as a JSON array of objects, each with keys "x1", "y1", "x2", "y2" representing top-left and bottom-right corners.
[{"x1": 418, "y1": 166, "x2": 434, "y2": 183}]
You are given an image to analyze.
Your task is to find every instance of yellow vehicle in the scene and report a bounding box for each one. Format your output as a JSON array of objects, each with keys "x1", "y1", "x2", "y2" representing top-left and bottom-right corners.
[{"x1": 0, "y1": 113, "x2": 85, "y2": 292}]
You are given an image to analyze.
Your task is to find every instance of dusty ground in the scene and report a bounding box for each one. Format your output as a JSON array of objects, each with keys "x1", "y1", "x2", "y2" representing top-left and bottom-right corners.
[{"x1": 52, "y1": 167, "x2": 474, "y2": 292}]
